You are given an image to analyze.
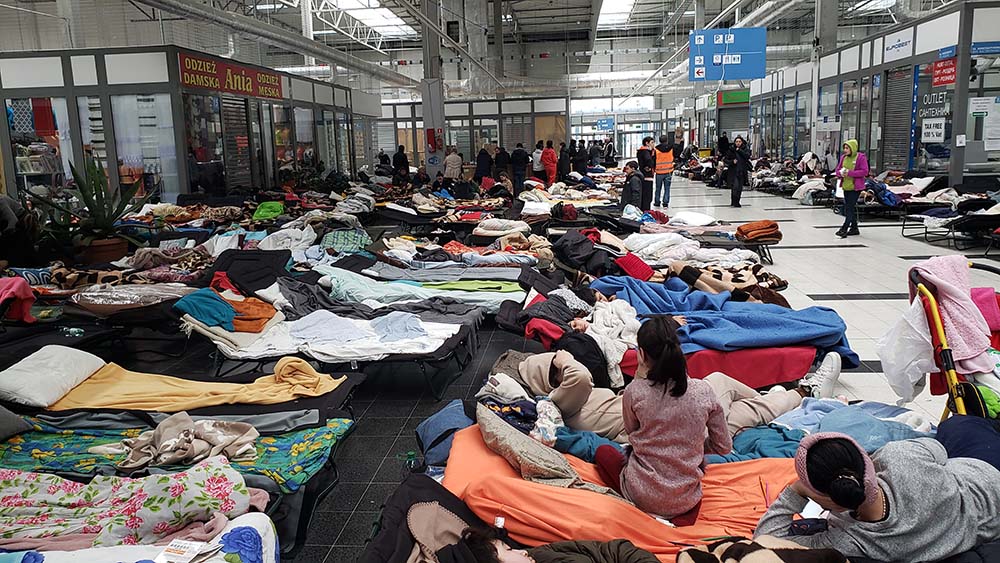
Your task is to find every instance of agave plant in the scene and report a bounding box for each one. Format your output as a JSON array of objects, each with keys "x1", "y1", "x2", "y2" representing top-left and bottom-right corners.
[{"x1": 30, "y1": 157, "x2": 151, "y2": 247}]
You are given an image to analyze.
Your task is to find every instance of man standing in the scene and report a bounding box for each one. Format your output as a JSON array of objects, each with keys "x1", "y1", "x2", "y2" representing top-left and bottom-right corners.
[
  {"x1": 653, "y1": 134, "x2": 675, "y2": 207},
  {"x1": 589, "y1": 140, "x2": 602, "y2": 167},
  {"x1": 636, "y1": 136, "x2": 655, "y2": 210},
  {"x1": 494, "y1": 146, "x2": 511, "y2": 179},
  {"x1": 531, "y1": 141, "x2": 545, "y2": 182},
  {"x1": 510, "y1": 143, "x2": 529, "y2": 193}
]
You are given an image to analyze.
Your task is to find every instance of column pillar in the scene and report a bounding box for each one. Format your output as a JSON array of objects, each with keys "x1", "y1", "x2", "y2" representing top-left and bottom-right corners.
[
  {"x1": 422, "y1": 0, "x2": 447, "y2": 176},
  {"x1": 950, "y1": 3, "x2": 974, "y2": 186},
  {"x1": 301, "y1": 0, "x2": 315, "y2": 66},
  {"x1": 810, "y1": 0, "x2": 837, "y2": 151}
]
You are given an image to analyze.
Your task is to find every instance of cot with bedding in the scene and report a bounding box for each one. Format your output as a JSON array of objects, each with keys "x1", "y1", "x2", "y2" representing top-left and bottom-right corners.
[
  {"x1": 0, "y1": 353, "x2": 365, "y2": 558},
  {"x1": 442, "y1": 425, "x2": 797, "y2": 562}
]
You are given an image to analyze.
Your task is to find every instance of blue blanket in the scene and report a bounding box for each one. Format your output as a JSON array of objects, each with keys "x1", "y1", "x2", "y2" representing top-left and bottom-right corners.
[
  {"x1": 590, "y1": 277, "x2": 859, "y2": 367},
  {"x1": 706, "y1": 424, "x2": 805, "y2": 463},
  {"x1": 774, "y1": 398, "x2": 935, "y2": 434},
  {"x1": 817, "y1": 406, "x2": 933, "y2": 452},
  {"x1": 553, "y1": 427, "x2": 623, "y2": 462}
]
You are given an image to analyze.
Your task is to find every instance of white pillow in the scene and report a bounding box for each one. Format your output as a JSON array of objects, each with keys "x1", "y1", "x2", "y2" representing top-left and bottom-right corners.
[{"x1": 0, "y1": 345, "x2": 106, "y2": 407}]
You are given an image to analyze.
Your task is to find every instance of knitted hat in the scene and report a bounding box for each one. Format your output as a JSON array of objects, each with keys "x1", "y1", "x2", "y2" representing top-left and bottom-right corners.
[{"x1": 794, "y1": 432, "x2": 879, "y2": 509}]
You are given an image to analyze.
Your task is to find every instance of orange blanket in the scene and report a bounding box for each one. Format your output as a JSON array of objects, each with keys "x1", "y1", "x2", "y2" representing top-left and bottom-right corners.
[{"x1": 443, "y1": 426, "x2": 797, "y2": 563}]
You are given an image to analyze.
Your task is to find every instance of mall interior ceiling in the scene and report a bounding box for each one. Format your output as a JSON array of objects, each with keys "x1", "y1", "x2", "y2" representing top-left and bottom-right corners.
[{"x1": 0, "y1": 0, "x2": 948, "y2": 102}]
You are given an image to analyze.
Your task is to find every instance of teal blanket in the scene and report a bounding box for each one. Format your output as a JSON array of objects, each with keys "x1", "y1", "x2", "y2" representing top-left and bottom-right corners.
[{"x1": 0, "y1": 418, "x2": 352, "y2": 493}]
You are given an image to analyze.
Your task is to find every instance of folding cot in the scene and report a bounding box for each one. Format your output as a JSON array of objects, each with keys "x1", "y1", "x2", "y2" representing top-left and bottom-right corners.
[{"x1": 0, "y1": 357, "x2": 365, "y2": 558}]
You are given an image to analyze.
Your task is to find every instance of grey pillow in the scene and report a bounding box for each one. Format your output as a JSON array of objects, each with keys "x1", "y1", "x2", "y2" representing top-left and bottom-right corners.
[{"x1": 0, "y1": 405, "x2": 32, "y2": 442}]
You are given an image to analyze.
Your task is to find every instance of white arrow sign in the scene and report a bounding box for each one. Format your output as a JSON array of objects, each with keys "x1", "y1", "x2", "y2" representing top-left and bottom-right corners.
[{"x1": 694, "y1": 67, "x2": 706, "y2": 78}]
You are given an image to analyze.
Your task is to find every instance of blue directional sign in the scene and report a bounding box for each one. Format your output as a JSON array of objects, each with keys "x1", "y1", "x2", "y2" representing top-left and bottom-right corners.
[
  {"x1": 688, "y1": 27, "x2": 767, "y2": 82},
  {"x1": 595, "y1": 118, "x2": 614, "y2": 131}
]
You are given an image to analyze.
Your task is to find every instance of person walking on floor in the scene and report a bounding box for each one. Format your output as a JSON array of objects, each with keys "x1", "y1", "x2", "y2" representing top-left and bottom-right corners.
[
  {"x1": 541, "y1": 141, "x2": 558, "y2": 187},
  {"x1": 474, "y1": 145, "x2": 493, "y2": 183},
  {"x1": 494, "y1": 146, "x2": 511, "y2": 180},
  {"x1": 443, "y1": 147, "x2": 463, "y2": 180},
  {"x1": 835, "y1": 138, "x2": 869, "y2": 238},
  {"x1": 619, "y1": 161, "x2": 642, "y2": 211},
  {"x1": 724, "y1": 135, "x2": 751, "y2": 208},
  {"x1": 559, "y1": 142, "x2": 572, "y2": 181},
  {"x1": 572, "y1": 139, "x2": 590, "y2": 175},
  {"x1": 510, "y1": 143, "x2": 529, "y2": 194},
  {"x1": 637, "y1": 136, "x2": 656, "y2": 211},
  {"x1": 392, "y1": 145, "x2": 410, "y2": 180},
  {"x1": 593, "y1": 317, "x2": 731, "y2": 524},
  {"x1": 589, "y1": 140, "x2": 603, "y2": 167},
  {"x1": 603, "y1": 137, "x2": 617, "y2": 167},
  {"x1": 653, "y1": 134, "x2": 675, "y2": 208},
  {"x1": 532, "y1": 141, "x2": 546, "y2": 183}
]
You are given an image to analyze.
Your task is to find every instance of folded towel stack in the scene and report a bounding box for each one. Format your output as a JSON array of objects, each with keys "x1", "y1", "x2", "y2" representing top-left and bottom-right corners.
[{"x1": 736, "y1": 220, "x2": 783, "y2": 244}]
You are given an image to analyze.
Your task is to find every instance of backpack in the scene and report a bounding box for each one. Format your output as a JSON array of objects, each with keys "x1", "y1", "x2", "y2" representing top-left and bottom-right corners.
[
  {"x1": 451, "y1": 181, "x2": 479, "y2": 201},
  {"x1": 415, "y1": 400, "x2": 475, "y2": 466}
]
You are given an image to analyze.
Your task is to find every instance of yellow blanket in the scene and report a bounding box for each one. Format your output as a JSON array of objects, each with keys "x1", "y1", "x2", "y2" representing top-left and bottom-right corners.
[{"x1": 50, "y1": 357, "x2": 346, "y2": 412}]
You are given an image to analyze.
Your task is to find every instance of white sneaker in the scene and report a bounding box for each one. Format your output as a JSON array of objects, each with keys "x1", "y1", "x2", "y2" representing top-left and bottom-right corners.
[
  {"x1": 766, "y1": 385, "x2": 786, "y2": 395},
  {"x1": 805, "y1": 353, "x2": 842, "y2": 399}
]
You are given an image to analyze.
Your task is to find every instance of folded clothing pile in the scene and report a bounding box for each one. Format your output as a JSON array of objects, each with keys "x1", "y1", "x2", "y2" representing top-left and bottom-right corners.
[{"x1": 736, "y1": 220, "x2": 782, "y2": 244}]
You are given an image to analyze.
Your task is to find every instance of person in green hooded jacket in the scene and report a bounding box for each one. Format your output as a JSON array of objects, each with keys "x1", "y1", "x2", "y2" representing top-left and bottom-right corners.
[{"x1": 835, "y1": 139, "x2": 870, "y2": 238}]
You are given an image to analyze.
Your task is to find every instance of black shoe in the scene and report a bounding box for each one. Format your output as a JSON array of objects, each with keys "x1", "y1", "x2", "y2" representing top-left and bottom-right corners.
[
  {"x1": 836, "y1": 229, "x2": 848, "y2": 238},
  {"x1": 846, "y1": 229, "x2": 860, "y2": 236},
  {"x1": 731, "y1": 204, "x2": 742, "y2": 208}
]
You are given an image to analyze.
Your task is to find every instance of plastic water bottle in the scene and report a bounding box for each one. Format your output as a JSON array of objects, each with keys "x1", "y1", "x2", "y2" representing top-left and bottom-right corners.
[{"x1": 400, "y1": 451, "x2": 420, "y2": 480}]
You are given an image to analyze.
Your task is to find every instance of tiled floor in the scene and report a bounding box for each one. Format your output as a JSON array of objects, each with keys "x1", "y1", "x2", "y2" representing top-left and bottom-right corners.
[{"x1": 112, "y1": 176, "x2": 991, "y2": 561}]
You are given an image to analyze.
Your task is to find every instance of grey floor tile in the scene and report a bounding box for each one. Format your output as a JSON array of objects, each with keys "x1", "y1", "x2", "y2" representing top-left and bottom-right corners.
[
  {"x1": 363, "y1": 399, "x2": 418, "y2": 418},
  {"x1": 333, "y1": 456, "x2": 381, "y2": 483},
  {"x1": 355, "y1": 482, "x2": 399, "y2": 512},
  {"x1": 334, "y1": 511, "x2": 380, "y2": 546},
  {"x1": 304, "y1": 511, "x2": 352, "y2": 545},
  {"x1": 371, "y1": 457, "x2": 406, "y2": 484},
  {"x1": 335, "y1": 436, "x2": 397, "y2": 460},
  {"x1": 325, "y1": 547, "x2": 366, "y2": 562},
  {"x1": 286, "y1": 545, "x2": 331, "y2": 562},
  {"x1": 352, "y1": 417, "x2": 407, "y2": 437},
  {"x1": 316, "y1": 482, "x2": 368, "y2": 512}
]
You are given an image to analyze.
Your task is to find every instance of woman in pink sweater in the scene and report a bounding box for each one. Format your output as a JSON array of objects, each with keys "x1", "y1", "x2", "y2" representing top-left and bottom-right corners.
[{"x1": 594, "y1": 317, "x2": 731, "y2": 523}]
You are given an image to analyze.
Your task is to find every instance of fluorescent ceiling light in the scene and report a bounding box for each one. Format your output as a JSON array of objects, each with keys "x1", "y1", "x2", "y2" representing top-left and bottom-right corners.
[
  {"x1": 254, "y1": 3, "x2": 286, "y2": 10},
  {"x1": 313, "y1": 29, "x2": 338, "y2": 35},
  {"x1": 849, "y1": 0, "x2": 895, "y2": 13},
  {"x1": 596, "y1": 0, "x2": 636, "y2": 30}
]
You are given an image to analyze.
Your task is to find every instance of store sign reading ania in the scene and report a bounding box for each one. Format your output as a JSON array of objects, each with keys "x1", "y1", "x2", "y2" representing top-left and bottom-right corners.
[{"x1": 179, "y1": 53, "x2": 283, "y2": 99}]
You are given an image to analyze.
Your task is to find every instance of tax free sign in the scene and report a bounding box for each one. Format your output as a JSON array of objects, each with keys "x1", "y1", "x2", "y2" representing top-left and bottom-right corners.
[{"x1": 689, "y1": 27, "x2": 767, "y2": 82}]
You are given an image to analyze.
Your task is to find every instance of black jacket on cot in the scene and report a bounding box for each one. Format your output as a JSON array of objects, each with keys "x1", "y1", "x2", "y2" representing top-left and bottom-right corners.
[
  {"x1": 552, "y1": 331, "x2": 612, "y2": 390},
  {"x1": 620, "y1": 171, "x2": 643, "y2": 210},
  {"x1": 553, "y1": 229, "x2": 613, "y2": 277},
  {"x1": 358, "y1": 474, "x2": 508, "y2": 563},
  {"x1": 392, "y1": 150, "x2": 409, "y2": 173},
  {"x1": 573, "y1": 147, "x2": 590, "y2": 174},
  {"x1": 511, "y1": 148, "x2": 530, "y2": 172},
  {"x1": 637, "y1": 147, "x2": 655, "y2": 179},
  {"x1": 494, "y1": 149, "x2": 511, "y2": 171}
]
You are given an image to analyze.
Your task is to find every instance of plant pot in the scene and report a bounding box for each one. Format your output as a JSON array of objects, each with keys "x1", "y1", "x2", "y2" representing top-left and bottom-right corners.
[{"x1": 77, "y1": 237, "x2": 128, "y2": 265}]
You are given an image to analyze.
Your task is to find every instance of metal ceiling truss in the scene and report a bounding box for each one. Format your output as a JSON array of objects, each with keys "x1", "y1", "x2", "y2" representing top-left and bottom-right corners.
[{"x1": 248, "y1": 0, "x2": 388, "y2": 53}]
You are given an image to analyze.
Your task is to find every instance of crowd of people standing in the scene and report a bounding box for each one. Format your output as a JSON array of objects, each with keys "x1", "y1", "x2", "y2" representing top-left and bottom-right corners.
[{"x1": 379, "y1": 138, "x2": 618, "y2": 195}]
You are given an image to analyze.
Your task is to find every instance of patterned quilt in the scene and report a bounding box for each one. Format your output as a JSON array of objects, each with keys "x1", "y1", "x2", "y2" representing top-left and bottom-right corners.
[{"x1": 0, "y1": 418, "x2": 353, "y2": 494}]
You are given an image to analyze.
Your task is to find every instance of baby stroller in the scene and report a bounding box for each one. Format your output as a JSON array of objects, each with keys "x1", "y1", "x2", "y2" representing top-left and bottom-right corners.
[{"x1": 908, "y1": 262, "x2": 1000, "y2": 420}]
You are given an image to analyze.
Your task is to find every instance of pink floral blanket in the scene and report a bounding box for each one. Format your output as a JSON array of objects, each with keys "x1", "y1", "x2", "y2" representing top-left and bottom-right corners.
[{"x1": 0, "y1": 456, "x2": 254, "y2": 547}]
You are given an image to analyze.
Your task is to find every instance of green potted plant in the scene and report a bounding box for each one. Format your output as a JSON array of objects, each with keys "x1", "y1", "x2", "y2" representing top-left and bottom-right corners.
[{"x1": 31, "y1": 157, "x2": 151, "y2": 264}]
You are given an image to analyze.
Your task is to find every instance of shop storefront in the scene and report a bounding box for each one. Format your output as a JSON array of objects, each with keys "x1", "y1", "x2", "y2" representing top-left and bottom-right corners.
[
  {"x1": 694, "y1": 90, "x2": 750, "y2": 152},
  {"x1": 752, "y1": 1, "x2": 1000, "y2": 183},
  {"x1": 0, "y1": 45, "x2": 381, "y2": 201},
  {"x1": 379, "y1": 97, "x2": 569, "y2": 169}
]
